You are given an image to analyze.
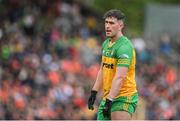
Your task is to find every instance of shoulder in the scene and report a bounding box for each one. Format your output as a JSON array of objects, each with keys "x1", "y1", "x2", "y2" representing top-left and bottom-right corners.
[{"x1": 118, "y1": 36, "x2": 134, "y2": 50}]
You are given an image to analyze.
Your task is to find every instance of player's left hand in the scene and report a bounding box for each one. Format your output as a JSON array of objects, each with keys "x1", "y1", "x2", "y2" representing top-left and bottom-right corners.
[
  {"x1": 103, "y1": 98, "x2": 113, "y2": 118},
  {"x1": 88, "y1": 90, "x2": 97, "y2": 110}
]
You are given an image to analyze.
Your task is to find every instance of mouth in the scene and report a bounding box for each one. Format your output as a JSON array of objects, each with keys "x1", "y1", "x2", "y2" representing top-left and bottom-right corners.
[
  {"x1": 106, "y1": 30, "x2": 111, "y2": 33},
  {"x1": 106, "y1": 30, "x2": 112, "y2": 35},
  {"x1": 105, "y1": 30, "x2": 113, "y2": 37}
]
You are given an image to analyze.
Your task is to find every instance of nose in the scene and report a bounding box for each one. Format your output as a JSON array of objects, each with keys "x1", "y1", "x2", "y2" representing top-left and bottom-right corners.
[{"x1": 105, "y1": 23, "x2": 110, "y2": 29}]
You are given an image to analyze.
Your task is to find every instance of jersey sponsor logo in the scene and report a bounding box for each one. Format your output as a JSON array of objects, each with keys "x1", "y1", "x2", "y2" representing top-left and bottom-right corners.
[{"x1": 103, "y1": 62, "x2": 114, "y2": 69}]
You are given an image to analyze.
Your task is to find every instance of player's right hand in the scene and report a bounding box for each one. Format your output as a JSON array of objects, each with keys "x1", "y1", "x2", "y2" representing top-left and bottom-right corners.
[{"x1": 88, "y1": 90, "x2": 97, "y2": 110}]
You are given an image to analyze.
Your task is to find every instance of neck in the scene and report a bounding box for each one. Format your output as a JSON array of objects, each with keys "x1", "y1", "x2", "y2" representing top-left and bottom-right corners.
[{"x1": 110, "y1": 32, "x2": 123, "y2": 42}]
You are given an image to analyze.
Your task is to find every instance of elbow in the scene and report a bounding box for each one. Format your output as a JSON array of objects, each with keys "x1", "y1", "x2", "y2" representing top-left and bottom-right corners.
[{"x1": 117, "y1": 75, "x2": 126, "y2": 81}]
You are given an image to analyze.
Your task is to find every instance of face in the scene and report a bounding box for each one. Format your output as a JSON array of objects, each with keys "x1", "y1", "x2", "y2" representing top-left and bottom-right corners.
[{"x1": 105, "y1": 17, "x2": 123, "y2": 37}]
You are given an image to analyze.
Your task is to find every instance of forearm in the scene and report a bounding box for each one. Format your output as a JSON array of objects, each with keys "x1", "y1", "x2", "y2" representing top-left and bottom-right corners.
[
  {"x1": 108, "y1": 76, "x2": 124, "y2": 99},
  {"x1": 92, "y1": 69, "x2": 103, "y2": 91}
]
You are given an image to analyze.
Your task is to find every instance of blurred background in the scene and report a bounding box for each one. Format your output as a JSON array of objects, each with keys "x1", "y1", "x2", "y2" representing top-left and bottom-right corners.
[{"x1": 0, "y1": 0, "x2": 180, "y2": 120}]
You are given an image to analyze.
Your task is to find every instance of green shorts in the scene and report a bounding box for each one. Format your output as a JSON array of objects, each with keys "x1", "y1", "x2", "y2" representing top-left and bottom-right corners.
[{"x1": 97, "y1": 92, "x2": 138, "y2": 120}]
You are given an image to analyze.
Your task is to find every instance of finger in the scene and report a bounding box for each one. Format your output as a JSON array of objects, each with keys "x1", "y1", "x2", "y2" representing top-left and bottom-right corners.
[
  {"x1": 88, "y1": 104, "x2": 94, "y2": 110},
  {"x1": 89, "y1": 106, "x2": 94, "y2": 110}
]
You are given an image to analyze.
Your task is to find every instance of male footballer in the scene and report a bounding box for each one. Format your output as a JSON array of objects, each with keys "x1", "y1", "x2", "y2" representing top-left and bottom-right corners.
[{"x1": 88, "y1": 9, "x2": 138, "y2": 120}]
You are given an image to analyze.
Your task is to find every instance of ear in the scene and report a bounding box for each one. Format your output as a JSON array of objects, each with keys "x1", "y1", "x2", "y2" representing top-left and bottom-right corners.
[
  {"x1": 118, "y1": 20, "x2": 124, "y2": 30},
  {"x1": 118, "y1": 20, "x2": 123, "y2": 26}
]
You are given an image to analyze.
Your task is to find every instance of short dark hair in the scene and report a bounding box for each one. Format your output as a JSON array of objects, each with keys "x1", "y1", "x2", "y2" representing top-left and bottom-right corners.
[{"x1": 103, "y1": 9, "x2": 125, "y2": 21}]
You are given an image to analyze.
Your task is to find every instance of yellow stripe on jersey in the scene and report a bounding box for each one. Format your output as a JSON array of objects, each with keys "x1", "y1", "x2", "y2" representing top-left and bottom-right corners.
[{"x1": 118, "y1": 59, "x2": 130, "y2": 65}]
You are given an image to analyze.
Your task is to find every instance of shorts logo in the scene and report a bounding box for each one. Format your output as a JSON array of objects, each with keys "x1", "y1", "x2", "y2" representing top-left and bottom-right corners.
[{"x1": 103, "y1": 62, "x2": 114, "y2": 69}]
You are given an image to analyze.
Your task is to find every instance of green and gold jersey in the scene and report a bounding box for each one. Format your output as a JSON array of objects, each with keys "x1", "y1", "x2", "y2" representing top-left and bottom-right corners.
[{"x1": 102, "y1": 35, "x2": 137, "y2": 99}]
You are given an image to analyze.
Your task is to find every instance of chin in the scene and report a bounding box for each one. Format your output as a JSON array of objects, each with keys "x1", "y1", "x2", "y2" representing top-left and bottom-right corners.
[
  {"x1": 106, "y1": 35, "x2": 113, "y2": 38},
  {"x1": 106, "y1": 34, "x2": 112, "y2": 37}
]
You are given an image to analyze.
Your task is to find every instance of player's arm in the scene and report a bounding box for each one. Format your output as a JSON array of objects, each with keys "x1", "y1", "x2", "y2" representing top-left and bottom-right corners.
[
  {"x1": 102, "y1": 66, "x2": 128, "y2": 117},
  {"x1": 88, "y1": 39, "x2": 107, "y2": 110},
  {"x1": 88, "y1": 63, "x2": 103, "y2": 110},
  {"x1": 92, "y1": 63, "x2": 103, "y2": 91},
  {"x1": 108, "y1": 66, "x2": 128, "y2": 99}
]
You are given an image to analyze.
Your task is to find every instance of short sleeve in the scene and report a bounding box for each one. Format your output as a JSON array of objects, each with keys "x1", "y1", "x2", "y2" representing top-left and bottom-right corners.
[{"x1": 116, "y1": 44, "x2": 133, "y2": 67}]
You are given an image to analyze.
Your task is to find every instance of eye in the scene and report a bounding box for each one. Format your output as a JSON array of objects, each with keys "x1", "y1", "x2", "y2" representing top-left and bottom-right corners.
[
  {"x1": 105, "y1": 20, "x2": 109, "y2": 24},
  {"x1": 105, "y1": 21, "x2": 115, "y2": 25},
  {"x1": 109, "y1": 21, "x2": 115, "y2": 25}
]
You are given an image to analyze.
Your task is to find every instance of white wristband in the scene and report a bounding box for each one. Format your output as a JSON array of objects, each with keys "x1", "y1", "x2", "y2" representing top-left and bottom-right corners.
[{"x1": 107, "y1": 97, "x2": 114, "y2": 101}]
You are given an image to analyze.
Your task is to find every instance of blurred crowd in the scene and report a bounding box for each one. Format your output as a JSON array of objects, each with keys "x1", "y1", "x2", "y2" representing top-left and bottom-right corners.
[
  {"x1": 0, "y1": 0, "x2": 180, "y2": 120},
  {"x1": 133, "y1": 33, "x2": 180, "y2": 119}
]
